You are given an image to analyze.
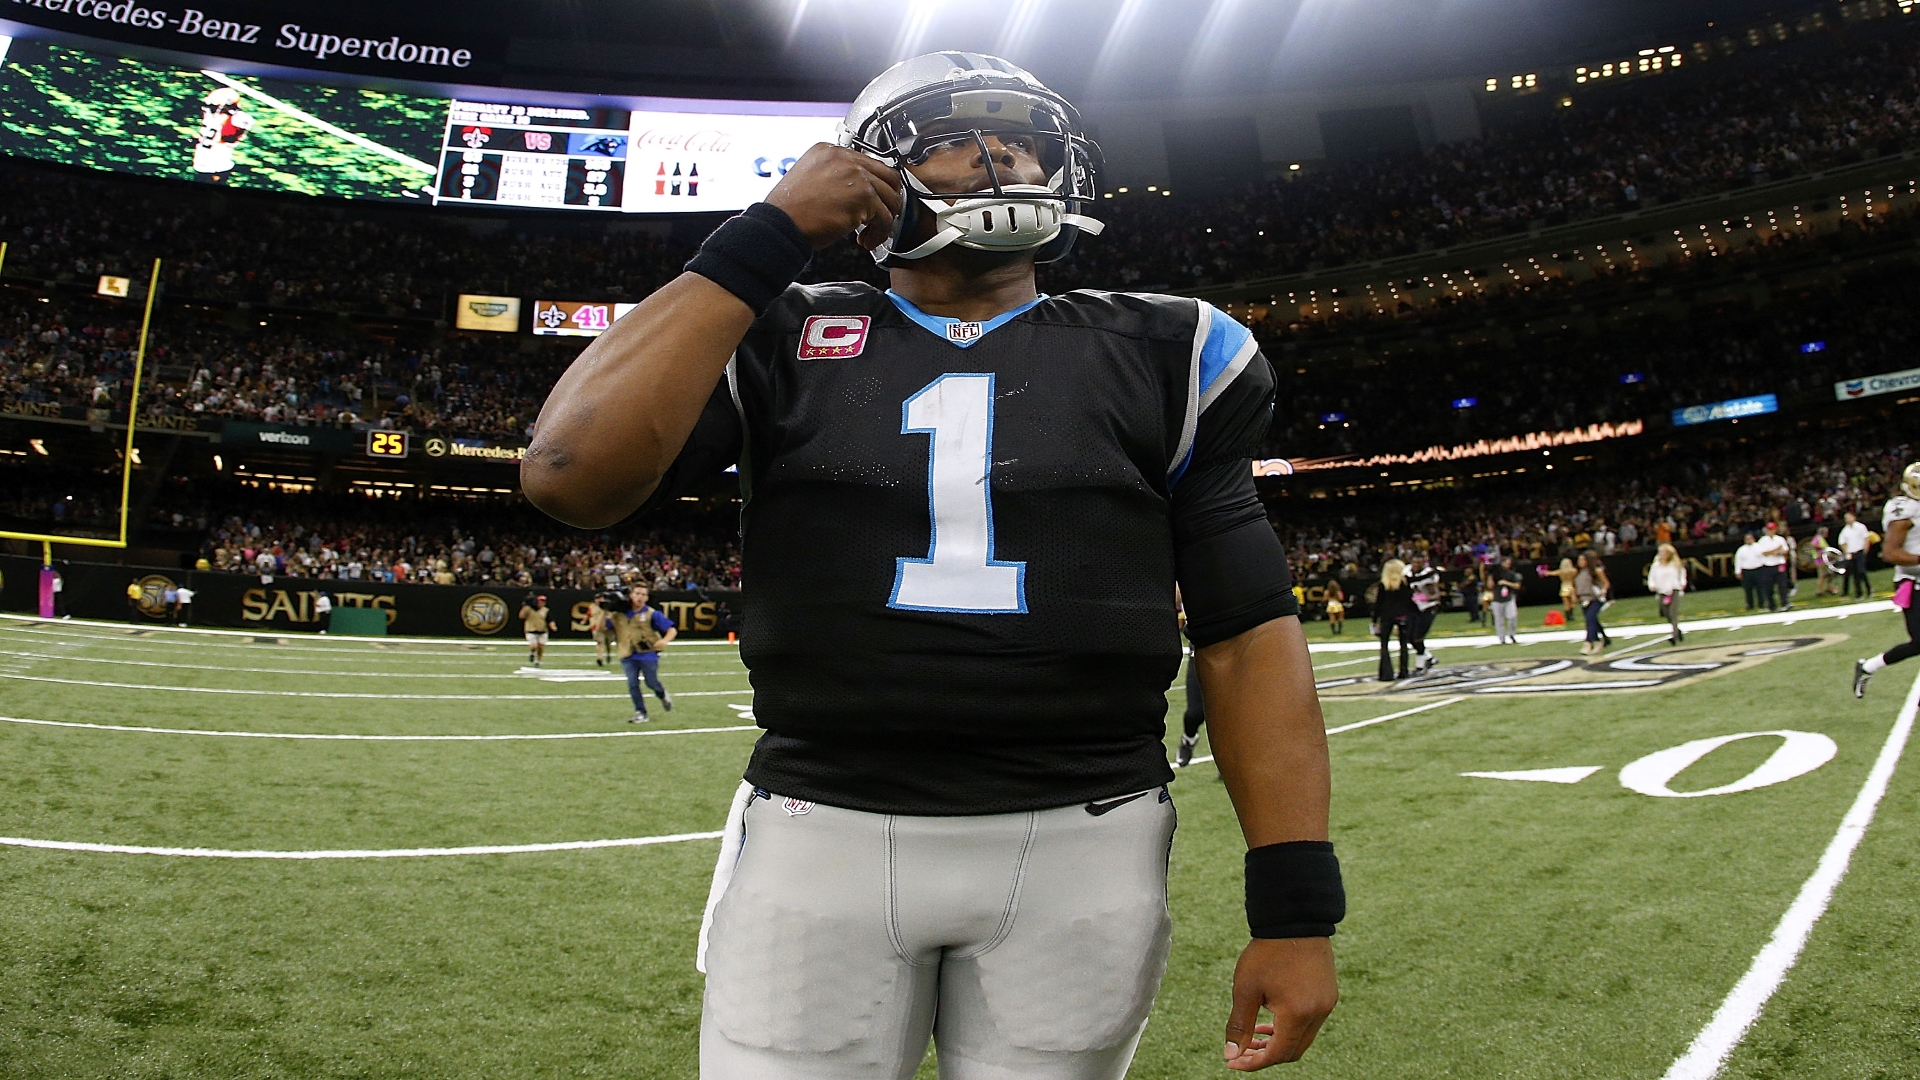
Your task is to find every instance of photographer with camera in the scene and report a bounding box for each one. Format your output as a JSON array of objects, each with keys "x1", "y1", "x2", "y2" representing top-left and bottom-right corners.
[{"x1": 609, "y1": 584, "x2": 677, "y2": 722}]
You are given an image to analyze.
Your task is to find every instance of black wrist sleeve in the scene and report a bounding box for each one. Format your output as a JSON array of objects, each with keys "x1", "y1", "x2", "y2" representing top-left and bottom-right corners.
[
  {"x1": 1245, "y1": 840, "x2": 1345, "y2": 939},
  {"x1": 684, "y1": 202, "x2": 813, "y2": 316}
]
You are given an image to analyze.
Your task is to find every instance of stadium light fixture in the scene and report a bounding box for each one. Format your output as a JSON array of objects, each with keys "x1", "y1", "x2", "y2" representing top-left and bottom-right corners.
[{"x1": 994, "y1": 0, "x2": 1048, "y2": 59}]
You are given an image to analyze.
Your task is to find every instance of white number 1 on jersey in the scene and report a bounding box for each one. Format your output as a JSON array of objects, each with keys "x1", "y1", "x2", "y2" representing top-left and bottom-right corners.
[{"x1": 889, "y1": 373, "x2": 1027, "y2": 613}]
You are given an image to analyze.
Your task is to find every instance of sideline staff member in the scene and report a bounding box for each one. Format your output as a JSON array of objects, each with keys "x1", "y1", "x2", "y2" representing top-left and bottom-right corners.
[
  {"x1": 611, "y1": 585, "x2": 676, "y2": 722},
  {"x1": 520, "y1": 594, "x2": 553, "y2": 667}
]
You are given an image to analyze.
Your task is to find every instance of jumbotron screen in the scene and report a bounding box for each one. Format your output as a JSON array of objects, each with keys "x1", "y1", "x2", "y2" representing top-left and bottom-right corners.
[{"x1": 0, "y1": 32, "x2": 842, "y2": 212}]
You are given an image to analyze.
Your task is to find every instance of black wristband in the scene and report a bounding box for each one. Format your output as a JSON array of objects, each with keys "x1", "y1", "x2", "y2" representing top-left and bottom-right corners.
[
  {"x1": 1245, "y1": 840, "x2": 1344, "y2": 938},
  {"x1": 684, "y1": 202, "x2": 813, "y2": 316}
]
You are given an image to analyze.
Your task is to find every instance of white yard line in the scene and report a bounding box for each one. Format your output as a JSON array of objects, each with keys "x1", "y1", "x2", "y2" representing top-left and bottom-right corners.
[
  {"x1": 1324, "y1": 695, "x2": 1467, "y2": 735},
  {"x1": 0, "y1": 648, "x2": 748, "y2": 679},
  {"x1": 200, "y1": 70, "x2": 439, "y2": 175},
  {"x1": 0, "y1": 829, "x2": 725, "y2": 860},
  {"x1": 0, "y1": 672, "x2": 749, "y2": 700},
  {"x1": 0, "y1": 715, "x2": 757, "y2": 741},
  {"x1": 1660, "y1": 666, "x2": 1920, "y2": 1080},
  {"x1": 1187, "y1": 696, "x2": 1466, "y2": 765},
  {"x1": 0, "y1": 614, "x2": 742, "y2": 649}
]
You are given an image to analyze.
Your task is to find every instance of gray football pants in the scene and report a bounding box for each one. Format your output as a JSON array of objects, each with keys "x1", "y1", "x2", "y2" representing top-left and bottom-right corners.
[
  {"x1": 1490, "y1": 599, "x2": 1518, "y2": 642},
  {"x1": 699, "y1": 785, "x2": 1177, "y2": 1080}
]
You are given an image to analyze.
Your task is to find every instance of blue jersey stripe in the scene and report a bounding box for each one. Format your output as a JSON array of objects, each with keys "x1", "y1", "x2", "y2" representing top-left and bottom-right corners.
[{"x1": 1196, "y1": 303, "x2": 1253, "y2": 404}]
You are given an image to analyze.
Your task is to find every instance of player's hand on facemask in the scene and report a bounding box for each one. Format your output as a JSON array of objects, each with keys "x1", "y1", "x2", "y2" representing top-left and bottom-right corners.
[{"x1": 765, "y1": 143, "x2": 905, "y2": 253}]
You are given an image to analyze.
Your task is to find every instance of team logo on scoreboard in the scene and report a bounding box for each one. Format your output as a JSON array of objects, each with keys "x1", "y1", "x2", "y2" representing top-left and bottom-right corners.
[
  {"x1": 460, "y1": 593, "x2": 510, "y2": 635},
  {"x1": 945, "y1": 321, "x2": 984, "y2": 344},
  {"x1": 798, "y1": 316, "x2": 870, "y2": 360},
  {"x1": 461, "y1": 126, "x2": 492, "y2": 148}
]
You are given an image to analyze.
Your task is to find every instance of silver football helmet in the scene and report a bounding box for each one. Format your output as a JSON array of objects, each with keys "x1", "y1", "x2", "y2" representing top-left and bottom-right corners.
[
  {"x1": 1903, "y1": 461, "x2": 1920, "y2": 500},
  {"x1": 837, "y1": 51, "x2": 1104, "y2": 266}
]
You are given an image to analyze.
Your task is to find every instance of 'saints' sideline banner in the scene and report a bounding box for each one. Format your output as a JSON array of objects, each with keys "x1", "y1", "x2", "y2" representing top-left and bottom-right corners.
[
  {"x1": 3, "y1": 0, "x2": 498, "y2": 74},
  {"x1": 0, "y1": 555, "x2": 741, "y2": 638},
  {"x1": 1835, "y1": 366, "x2": 1920, "y2": 402}
]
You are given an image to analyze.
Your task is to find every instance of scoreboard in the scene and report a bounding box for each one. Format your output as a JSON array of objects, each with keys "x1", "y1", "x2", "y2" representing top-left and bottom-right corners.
[
  {"x1": 0, "y1": 32, "x2": 847, "y2": 216},
  {"x1": 531, "y1": 300, "x2": 639, "y2": 337},
  {"x1": 431, "y1": 99, "x2": 840, "y2": 215},
  {"x1": 435, "y1": 100, "x2": 630, "y2": 211}
]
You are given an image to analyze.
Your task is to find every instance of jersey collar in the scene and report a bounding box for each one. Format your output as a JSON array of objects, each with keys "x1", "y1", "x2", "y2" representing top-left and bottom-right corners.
[{"x1": 884, "y1": 290, "x2": 1047, "y2": 349}]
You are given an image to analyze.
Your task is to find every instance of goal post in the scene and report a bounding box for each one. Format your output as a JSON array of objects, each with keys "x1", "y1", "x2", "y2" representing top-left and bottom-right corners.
[{"x1": 0, "y1": 251, "x2": 162, "y2": 570}]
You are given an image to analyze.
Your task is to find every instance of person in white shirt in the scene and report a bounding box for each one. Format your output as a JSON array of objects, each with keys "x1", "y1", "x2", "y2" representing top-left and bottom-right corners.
[
  {"x1": 173, "y1": 585, "x2": 195, "y2": 627},
  {"x1": 1838, "y1": 511, "x2": 1872, "y2": 598},
  {"x1": 314, "y1": 591, "x2": 333, "y2": 633},
  {"x1": 1733, "y1": 534, "x2": 1764, "y2": 611},
  {"x1": 1757, "y1": 522, "x2": 1792, "y2": 611},
  {"x1": 1646, "y1": 543, "x2": 1688, "y2": 644},
  {"x1": 1854, "y1": 464, "x2": 1920, "y2": 698}
]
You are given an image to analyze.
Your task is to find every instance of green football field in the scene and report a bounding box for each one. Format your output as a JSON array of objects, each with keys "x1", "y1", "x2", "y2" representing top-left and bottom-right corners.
[{"x1": 1, "y1": 579, "x2": 1917, "y2": 1079}]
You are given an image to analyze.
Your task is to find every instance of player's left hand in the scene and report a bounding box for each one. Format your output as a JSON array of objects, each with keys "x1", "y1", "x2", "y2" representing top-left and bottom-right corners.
[{"x1": 1223, "y1": 937, "x2": 1337, "y2": 1070}]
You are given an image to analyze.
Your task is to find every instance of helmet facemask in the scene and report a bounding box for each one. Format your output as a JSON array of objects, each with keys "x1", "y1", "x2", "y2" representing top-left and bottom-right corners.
[{"x1": 840, "y1": 69, "x2": 1104, "y2": 267}]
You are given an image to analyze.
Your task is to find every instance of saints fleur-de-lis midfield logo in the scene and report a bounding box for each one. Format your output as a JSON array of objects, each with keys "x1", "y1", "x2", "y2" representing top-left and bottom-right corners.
[{"x1": 1314, "y1": 636, "x2": 1836, "y2": 699}]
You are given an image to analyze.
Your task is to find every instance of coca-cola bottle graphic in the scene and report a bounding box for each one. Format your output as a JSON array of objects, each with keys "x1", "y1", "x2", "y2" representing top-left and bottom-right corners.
[
  {"x1": 687, "y1": 163, "x2": 699, "y2": 197},
  {"x1": 654, "y1": 162, "x2": 665, "y2": 196},
  {"x1": 670, "y1": 163, "x2": 682, "y2": 196}
]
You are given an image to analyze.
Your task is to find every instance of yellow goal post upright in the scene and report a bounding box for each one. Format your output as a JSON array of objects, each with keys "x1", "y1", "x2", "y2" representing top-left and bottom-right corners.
[{"x1": 0, "y1": 247, "x2": 162, "y2": 578}]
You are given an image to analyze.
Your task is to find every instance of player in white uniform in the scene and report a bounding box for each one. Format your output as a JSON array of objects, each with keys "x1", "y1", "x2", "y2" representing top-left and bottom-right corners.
[
  {"x1": 192, "y1": 87, "x2": 253, "y2": 184},
  {"x1": 1853, "y1": 463, "x2": 1920, "y2": 698}
]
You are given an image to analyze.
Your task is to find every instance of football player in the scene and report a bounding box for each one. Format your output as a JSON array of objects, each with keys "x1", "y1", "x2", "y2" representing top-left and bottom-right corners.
[
  {"x1": 191, "y1": 86, "x2": 253, "y2": 184},
  {"x1": 524, "y1": 53, "x2": 1338, "y2": 1078},
  {"x1": 1853, "y1": 462, "x2": 1920, "y2": 698}
]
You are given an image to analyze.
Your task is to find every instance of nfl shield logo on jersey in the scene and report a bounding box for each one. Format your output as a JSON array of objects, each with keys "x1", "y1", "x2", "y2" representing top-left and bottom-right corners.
[
  {"x1": 798, "y1": 315, "x2": 871, "y2": 359},
  {"x1": 945, "y1": 321, "x2": 984, "y2": 344},
  {"x1": 782, "y1": 797, "x2": 815, "y2": 817}
]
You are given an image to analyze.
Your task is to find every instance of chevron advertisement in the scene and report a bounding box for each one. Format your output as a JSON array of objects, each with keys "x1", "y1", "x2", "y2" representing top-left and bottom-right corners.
[{"x1": 1834, "y1": 365, "x2": 1920, "y2": 402}]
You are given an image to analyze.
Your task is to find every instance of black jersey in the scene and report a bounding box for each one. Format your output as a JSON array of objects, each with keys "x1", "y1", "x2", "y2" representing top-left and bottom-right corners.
[{"x1": 647, "y1": 283, "x2": 1296, "y2": 814}]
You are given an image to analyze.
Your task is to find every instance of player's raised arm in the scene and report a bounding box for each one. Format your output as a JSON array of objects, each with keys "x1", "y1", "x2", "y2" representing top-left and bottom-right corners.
[{"x1": 521, "y1": 144, "x2": 902, "y2": 528}]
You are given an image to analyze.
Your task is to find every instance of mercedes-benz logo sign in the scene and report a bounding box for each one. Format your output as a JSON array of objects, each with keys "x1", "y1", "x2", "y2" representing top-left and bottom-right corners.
[{"x1": 425, "y1": 437, "x2": 447, "y2": 457}]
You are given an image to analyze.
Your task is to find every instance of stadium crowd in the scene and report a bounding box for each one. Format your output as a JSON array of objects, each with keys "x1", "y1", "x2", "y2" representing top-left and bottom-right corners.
[
  {"x1": 0, "y1": 298, "x2": 565, "y2": 440},
  {"x1": 108, "y1": 414, "x2": 1901, "y2": 601},
  {"x1": 190, "y1": 497, "x2": 741, "y2": 591},
  {"x1": 1069, "y1": 34, "x2": 1920, "y2": 288},
  {"x1": 1279, "y1": 418, "x2": 1911, "y2": 584},
  {"x1": 1271, "y1": 254, "x2": 1920, "y2": 457},
  {"x1": 6, "y1": 236, "x2": 1914, "y2": 459},
  {"x1": 0, "y1": 32, "x2": 1914, "y2": 309}
]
